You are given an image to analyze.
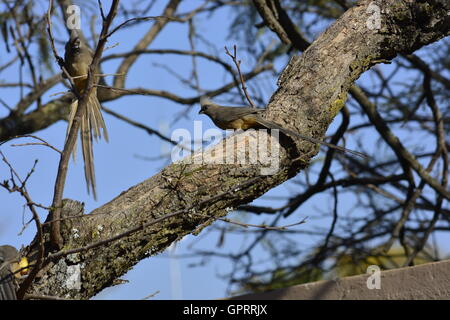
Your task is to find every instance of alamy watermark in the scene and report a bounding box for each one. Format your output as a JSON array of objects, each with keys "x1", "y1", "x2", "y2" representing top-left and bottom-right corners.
[
  {"x1": 366, "y1": 265, "x2": 381, "y2": 289},
  {"x1": 171, "y1": 121, "x2": 281, "y2": 175},
  {"x1": 366, "y1": 2, "x2": 381, "y2": 30},
  {"x1": 66, "y1": 5, "x2": 81, "y2": 30}
]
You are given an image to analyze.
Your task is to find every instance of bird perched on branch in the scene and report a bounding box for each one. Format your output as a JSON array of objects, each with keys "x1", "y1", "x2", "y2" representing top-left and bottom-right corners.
[
  {"x1": 199, "y1": 97, "x2": 367, "y2": 159},
  {"x1": 0, "y1": 245, "x2": 28, "y2": 300},
  {"x1": 64, "y1": 29, "x2": 109, "y2": 199}
]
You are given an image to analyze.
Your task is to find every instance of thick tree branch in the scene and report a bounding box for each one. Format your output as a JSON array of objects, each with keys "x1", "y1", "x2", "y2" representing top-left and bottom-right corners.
[{"x1": 252, "y1": 0, "x2": 310, "y2": 51}]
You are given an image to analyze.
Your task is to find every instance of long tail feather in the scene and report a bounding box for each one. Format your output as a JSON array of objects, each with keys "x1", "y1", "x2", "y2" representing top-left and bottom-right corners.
[
  {"x1": 255, "y1": 117, "x2": 368, "y2": 159},
  {"x1": 80, "y1": 105, "x2": 97, "y2": 199},
  {"x1": 66, "y1": 90, "x2": 108, "y2": 200},
  {"x1": 0, "y1": 271, "x2": 17, "y2": 300},
  {"x1": 88, "y1": 88, "x2": 108, "y2": 142}
]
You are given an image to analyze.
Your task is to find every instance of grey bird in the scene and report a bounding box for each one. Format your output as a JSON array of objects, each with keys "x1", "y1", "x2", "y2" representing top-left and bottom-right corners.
[
  {"x1": 0, "y1": 245, "x2": 20, "y2": 300},
  {"x1": 199, "y1": 97, "x2": 367, "y2": 158},
  {"x1": 64, "y1": 29, "x2": 109, "y2": 199}
]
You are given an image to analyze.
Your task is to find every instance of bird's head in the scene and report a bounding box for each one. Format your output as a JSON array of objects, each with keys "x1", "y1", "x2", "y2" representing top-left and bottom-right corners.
[
  {"x1": 67, "y1": 29, "x2": 82, "y2": 52},
  {"x1": 198, "y1": 105, "x2": 208, "y2": 115},
  {"x1": 199, "y1": 96, "x2": 213, "y2": 115}
]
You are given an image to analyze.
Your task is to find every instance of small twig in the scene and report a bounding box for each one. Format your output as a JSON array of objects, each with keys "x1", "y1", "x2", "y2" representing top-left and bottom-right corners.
[
  {"x1": 105, "y1": 16, "x2": 181, "y2": 39},
  {"x1": 49, "y1": 91, "x2": 69, "y2": 97},
  {"x1": 97, "y1": 0, "x2": 106, "y2": 21},
  {"x1": 196, "y1": 212, "x2": 307, "y2": 230},
  {"x1": 314, "y1": 172, "x2": 339, "y2": 263},
  {"x1": 225, "y1": 45, "x2": 256, "y2": 108},
  {"x1": 11, "y1": 142, "x2": 62, "y2": 153},
  {"x1": 71, "y1": 73, "x2": 124, "y2": 79},
  {"x1": 10, "y1": 134, "x2": 62, "y2": 154},
  {"x1": 101, "y1": 105, "x2": 192, "y2": 151},
  {"x1": 104, "y1": 42, "x2": 120, "y2": 51},
  {"x1": 141, "y1": 290, "x2": 160, "y2": 300},
  {"x1": 0, "y1": 97, "x2": 12, "y2": 111}
]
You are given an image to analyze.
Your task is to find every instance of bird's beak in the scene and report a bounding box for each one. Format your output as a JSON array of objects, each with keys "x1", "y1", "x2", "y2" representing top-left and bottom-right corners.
[{"x1": 198, "y1": 110, "x2": 204, "y2": 115}]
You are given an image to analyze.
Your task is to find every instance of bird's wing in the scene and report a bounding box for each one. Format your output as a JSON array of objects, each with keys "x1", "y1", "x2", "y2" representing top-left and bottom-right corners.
[
  {"x1": 218, "y1": 106, "x2": 262, "y2": 122},
  {"x1": 0, "y1": 266, "x2": 16, "y2": 300}
]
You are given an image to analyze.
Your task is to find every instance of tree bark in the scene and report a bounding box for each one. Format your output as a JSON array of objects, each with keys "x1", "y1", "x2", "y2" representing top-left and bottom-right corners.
[{"x1": 23, "y1": 0, "x2": 450, "y2": 299}]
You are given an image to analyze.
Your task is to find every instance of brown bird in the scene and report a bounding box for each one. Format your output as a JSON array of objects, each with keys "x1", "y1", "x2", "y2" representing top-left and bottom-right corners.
[
  {"x1": 199, "y1": 97, "x2": 367, "y2": 159},
  {"x1": 0, "y1": 245, "x2": 22, "y2": 300},
  {"x1": 64, "y1": 29, "x2": 108, "y2": 199}
]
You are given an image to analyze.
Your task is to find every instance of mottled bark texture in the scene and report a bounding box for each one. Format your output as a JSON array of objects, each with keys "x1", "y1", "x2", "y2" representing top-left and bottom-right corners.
[{"x1": 23, "y1": 0, "x2": 450, "y2": 299}]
